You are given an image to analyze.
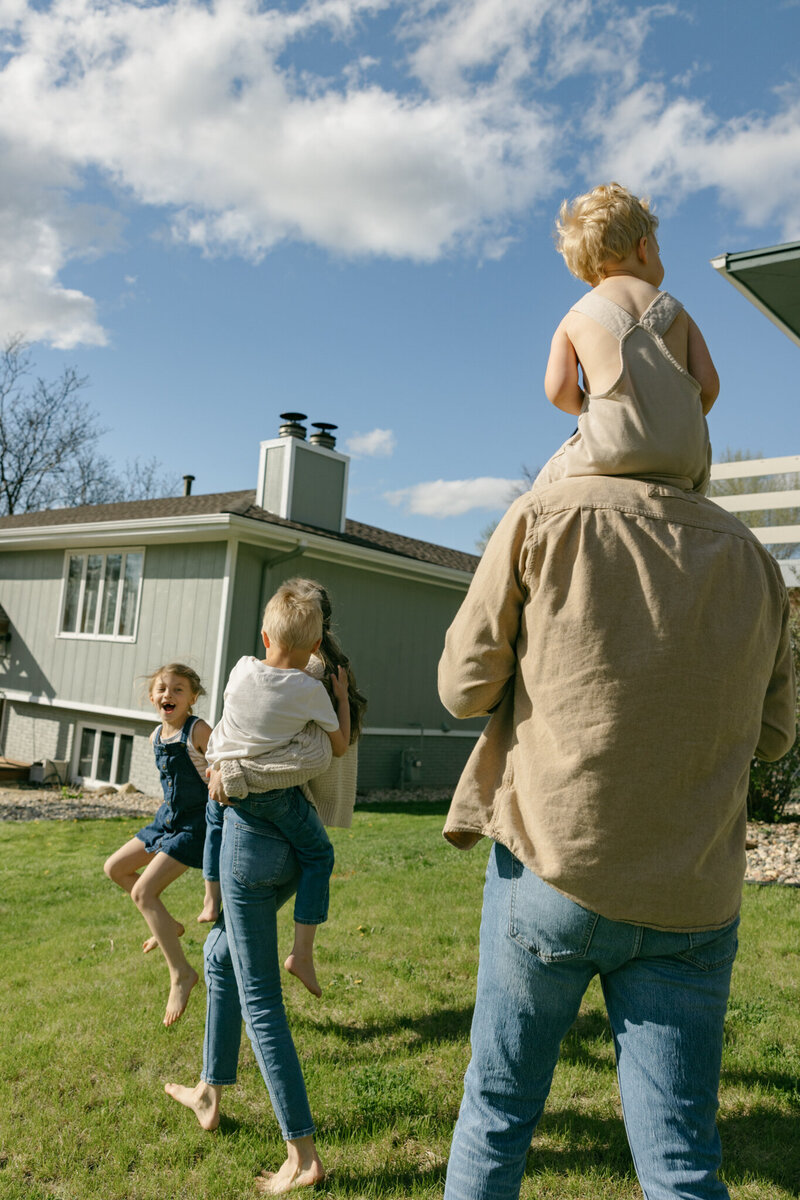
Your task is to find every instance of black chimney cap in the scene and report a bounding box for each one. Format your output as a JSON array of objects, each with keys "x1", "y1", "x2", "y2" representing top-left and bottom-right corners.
[{"x1": 278, "y1": 412, "x2": 308, "y2": 439}]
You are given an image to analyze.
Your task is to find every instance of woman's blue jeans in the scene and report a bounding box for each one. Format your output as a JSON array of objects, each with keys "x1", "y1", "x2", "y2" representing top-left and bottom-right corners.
[
  {"x1": 201, "y1": 796, "x2": 317, "y2": 1140},
  {"x1": 445, "y1": 843, "x2": 739, "y2": 1200}
]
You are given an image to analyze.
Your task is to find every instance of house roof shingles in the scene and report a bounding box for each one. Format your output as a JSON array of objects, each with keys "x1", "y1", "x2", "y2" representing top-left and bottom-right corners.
[{"x1": 0, "y1": 490, "x2": 480, "y2": 574}]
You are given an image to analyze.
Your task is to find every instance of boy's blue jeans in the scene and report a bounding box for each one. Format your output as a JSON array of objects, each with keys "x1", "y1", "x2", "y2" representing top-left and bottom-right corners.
[
  {"x1": 444, "y1": 843, "x2": 738, "y2": 1200},
  {"x1": 203, "y1": 786, "x2": 334, "y2": 925}
]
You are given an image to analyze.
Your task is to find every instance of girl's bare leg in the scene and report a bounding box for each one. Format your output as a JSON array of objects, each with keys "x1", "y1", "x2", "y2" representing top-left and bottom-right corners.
[
  {"x1": 284, "y1": 923, "x2": 321, "y2": 998},
  {"x1": 103, "y1": 838, "x2": 185, "y2": 952},
  {"x1": 130, "y1": 852, "x2": 198, "y2": 1025},
  {"x1": 164, "y1": 1079, "x2": 221, "y2": 1131},
  {"x1": 255, "y1": 1136, "x2": 325, "y2": 1195}
]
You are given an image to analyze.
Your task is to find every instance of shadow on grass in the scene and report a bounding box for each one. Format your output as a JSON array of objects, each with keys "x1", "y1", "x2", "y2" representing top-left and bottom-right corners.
[
  {"x1": 309, "y1": 1004, "x2": 475, "y2": 1046},
  {"x1": 355, "y1": 799, "x2": 451, "y2": 817},
  {"x1": 723, "y1": 1065, "x2": 800, "y2": 1099},
  {"x1": 720, "y1": 1109, "x2": 800, "y2": 1190},
  {"x1": 327, "y1": 1160, "x2": 447, "y2": 1195},
  {"x1": 528, "y1": 1107, "x2": 635, "y2": 1177}
]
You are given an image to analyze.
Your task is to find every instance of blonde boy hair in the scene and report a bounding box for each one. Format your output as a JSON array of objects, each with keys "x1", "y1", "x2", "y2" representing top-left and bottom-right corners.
[
  {"x1": 555, "y1": 182, "x2": 659, "y2": 285},
  {"x1": 262, "y1": 579, "x2": 323, "y2": 651}
]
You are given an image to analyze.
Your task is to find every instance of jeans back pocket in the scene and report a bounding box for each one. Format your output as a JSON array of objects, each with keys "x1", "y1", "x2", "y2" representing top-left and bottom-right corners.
[
  {"x1": 231, "y1": 821, "x2": 291, "y2": 890},
  {"x1": 508, "y1": 854, "x2": 599, "y2": 962}
]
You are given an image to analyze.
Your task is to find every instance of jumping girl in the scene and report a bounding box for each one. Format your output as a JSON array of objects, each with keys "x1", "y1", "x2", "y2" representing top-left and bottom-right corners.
[{"x1": 103, "y1": 663, "x2": 211, "y2": 1026}]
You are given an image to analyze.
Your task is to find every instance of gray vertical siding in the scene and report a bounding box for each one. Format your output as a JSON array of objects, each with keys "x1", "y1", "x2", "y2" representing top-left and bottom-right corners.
[
  {"x1": 1, "y1": 532, "x2": 481, "y2": 789},
  {"x1": 0, "y1": 542, "x2": 225, "y2": 715}
]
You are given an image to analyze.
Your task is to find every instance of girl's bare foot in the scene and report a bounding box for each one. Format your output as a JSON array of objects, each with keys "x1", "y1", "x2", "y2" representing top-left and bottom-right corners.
[
  {"x1": 143, "y1": 921, "x2": 185, "y2": 954},
  {"x1": 284, "y1": 952, "x2": 321, "y2": 998},
  {"x1": 196, "y1": 901, "x2": 219, "y2": 924},
  {"x1": 163, "y1": 966, "x2": 198, "y2": 1026},
  {"x1": 164, "y1": 1080, "x2": 220, "y2": 1131}
]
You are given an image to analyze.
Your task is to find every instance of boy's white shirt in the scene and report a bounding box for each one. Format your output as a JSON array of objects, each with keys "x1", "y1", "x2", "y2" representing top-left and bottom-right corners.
[{"x1": 207, "y1": 655, "x2": 338, "y2": 764}]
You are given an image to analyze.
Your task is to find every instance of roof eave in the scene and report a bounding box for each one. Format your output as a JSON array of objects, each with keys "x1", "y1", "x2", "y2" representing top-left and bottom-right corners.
[
  {"x1": 0, "y1": 509, "x2": 475, "y2": 588},
  {"x1": 711, "y1": 249, "x2": 800, "y2": 350}
]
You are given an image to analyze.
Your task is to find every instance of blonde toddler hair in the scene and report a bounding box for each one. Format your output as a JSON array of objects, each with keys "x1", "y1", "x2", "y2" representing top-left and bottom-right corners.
[
  {"x1": 555, "y1": 182, "x2": 659, "y2": 285},
  {"x1": 262, "y1": 579, "x2": 323, "y2": 651}
]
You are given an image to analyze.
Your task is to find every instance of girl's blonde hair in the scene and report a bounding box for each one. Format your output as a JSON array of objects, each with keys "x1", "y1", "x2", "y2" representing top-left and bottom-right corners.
[
  {"x1": 145, "y1": 663, "x2": 206, "y2": 712},
  {"x1": 284, "y1": 577, "x2": 367, "y2": 744},
  {"x1": 555, "y1": 182, "x2": 659, "y2": 285},
  {"x1": 262, "y1": 579, "x2": 323, "y2": 651}
]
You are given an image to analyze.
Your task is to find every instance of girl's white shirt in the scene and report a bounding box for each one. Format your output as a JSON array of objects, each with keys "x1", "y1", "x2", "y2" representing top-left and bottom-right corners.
[{"x1": 206, "y1": 655, "x2": 338, "y2": 764}]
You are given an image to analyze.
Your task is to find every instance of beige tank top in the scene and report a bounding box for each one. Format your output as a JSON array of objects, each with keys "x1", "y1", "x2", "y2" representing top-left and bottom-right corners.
[{"x1": 536, "y1": 290, "x2": 711, "y2": 494}]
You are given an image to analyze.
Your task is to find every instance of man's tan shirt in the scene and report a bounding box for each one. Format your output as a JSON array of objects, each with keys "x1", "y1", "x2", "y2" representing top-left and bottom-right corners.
[{"x1": 439, "y1": 476, "x2": 795, "y2": 932}]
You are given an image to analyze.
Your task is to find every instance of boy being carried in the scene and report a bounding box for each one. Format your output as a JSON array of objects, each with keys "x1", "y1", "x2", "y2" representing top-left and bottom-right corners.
[{"x1": 205, "y1": 580, "x2": 349, "y2": 997}]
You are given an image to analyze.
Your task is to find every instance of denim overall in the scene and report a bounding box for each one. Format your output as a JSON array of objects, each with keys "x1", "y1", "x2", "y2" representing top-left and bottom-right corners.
[{"x1": 135, "y1": 716, "x2": 208, "y2": 869}]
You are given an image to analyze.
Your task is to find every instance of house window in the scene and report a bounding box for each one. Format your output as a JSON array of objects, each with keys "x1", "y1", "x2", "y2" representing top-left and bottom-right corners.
[
  {"x1": 75, "y1": 726, "x2": 134, "y2": 787},
  {"x1": 59, "y1": 550, "x2": 144, "y2": 640}
]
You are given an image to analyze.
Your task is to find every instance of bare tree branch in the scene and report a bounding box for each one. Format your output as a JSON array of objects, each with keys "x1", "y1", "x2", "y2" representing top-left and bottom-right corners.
[{"x1": 0, "y1": 338, "x2": 181, "y2": 514}]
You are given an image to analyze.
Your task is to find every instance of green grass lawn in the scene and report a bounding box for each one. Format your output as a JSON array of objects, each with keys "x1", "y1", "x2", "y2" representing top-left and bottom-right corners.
[{"x1": 1, "y1": 804, "x2": 799, "y2": 1200}]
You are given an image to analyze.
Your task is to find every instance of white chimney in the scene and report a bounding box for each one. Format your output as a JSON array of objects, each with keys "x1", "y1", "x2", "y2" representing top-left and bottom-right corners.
[{"x1": 256, "y1": 413, "x2": 349, "y2": 534}]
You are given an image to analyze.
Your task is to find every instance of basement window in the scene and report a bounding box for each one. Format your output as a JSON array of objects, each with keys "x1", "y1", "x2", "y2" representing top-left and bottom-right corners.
[
  {"x1": 59, "y1": 549, "x2": 144, "y2": 640},
  {"x1": 75, "y1": 726, "x2": 134, "y2": 787}
]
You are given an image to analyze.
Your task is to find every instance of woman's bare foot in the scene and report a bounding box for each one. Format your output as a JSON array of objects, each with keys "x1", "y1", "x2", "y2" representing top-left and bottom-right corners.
[
  {"x1": 284, "y1": 952, "x2": 321, "y2": 998},
  {"x1": 196, "y1": 900, "x2": 219, "y2": 924},
  {"x1": 143, "y1": 921, "x2": 184, "y2": 954},
  {"x1": 163, "y1": 966, "x2": 198, "y2": 1026},
  {"x1": 255, "y1": 1137, "x2": 324, "y2": 1195},
  {"x1": 164, "y1": 1080, "x2": 221, "y2": 1131}
]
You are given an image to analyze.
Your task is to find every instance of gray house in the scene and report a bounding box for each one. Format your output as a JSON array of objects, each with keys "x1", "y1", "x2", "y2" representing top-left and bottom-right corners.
[{"x1": 0, "y1": 416, "x2": 481, "y2": 794}]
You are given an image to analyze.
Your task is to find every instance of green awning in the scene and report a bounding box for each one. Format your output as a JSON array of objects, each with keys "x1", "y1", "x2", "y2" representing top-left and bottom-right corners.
[{"x1": 711, "y1": 241, "x2": 800, "y2": 349}]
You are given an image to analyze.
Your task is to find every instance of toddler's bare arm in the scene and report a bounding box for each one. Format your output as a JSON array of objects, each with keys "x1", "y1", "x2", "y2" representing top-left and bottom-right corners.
[
  {"x1": 687, "y1": 315, "x2": 720, "y2": 414},
  {"x1": 544, "y1": 320, "x2": 584, "y2": 415}
]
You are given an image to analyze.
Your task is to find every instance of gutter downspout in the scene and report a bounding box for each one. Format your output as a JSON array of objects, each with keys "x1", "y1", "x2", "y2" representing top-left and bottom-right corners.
[{"x1": 257, "y1": 540, "x2": 309, "y2": 648}]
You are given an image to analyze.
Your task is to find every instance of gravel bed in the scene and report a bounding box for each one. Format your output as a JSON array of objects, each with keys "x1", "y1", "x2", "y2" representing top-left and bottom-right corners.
[{"x1": 1, "y1": 786, "x2": 798, "y2": 887}]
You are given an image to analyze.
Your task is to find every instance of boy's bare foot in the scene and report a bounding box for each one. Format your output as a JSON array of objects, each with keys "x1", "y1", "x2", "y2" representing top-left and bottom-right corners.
[
  {"x1": 163, "y1": 967, "x2": 198, "y2": 1026},
  {"x1": 196, "y1": 902, "x2": 219, "y2": 924},
  {"x1": 284, "y1": 952, "x2": 322, "y2": 998},
  {"x1": 164, "y1": 1080, "x2": 220, "y2": 1131},
  {"x1": 255, "y1": 1159, "x2": 325, "y2": 1195},
  {"x1": 143, "y1": 921, "x2": 185, "y2": 954}
]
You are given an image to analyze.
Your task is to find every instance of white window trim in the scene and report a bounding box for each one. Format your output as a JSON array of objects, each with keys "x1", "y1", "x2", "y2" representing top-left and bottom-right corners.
[
  {"x1": 56, "y1": 546, "x2": 145, "y2": 642},
  {"x1": 72, "y1": 722, "x2": 136, "y2": 788}
]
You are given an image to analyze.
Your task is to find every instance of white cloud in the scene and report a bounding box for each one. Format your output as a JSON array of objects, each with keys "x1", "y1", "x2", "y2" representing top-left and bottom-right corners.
[
  {"x1": 0, "y1": 0, "x2": 566, "y2": 344},
  {"x1": 0, "y1": 0, "x2": 799, "y2": 346},
  {"x1": 587, "y1": 83, "x2": 800, "y2": 240},
  {"x1": 384, "y1": 476, "x2": 522, "y2": 517},
  {"x1": 345, "y1": 427, "x2": 396, "y2": 457}
]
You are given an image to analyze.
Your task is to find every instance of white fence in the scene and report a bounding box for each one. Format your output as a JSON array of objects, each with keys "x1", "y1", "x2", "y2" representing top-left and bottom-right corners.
[{"x1": 709, "y1": 454, "x2": 800, "y2": 588}]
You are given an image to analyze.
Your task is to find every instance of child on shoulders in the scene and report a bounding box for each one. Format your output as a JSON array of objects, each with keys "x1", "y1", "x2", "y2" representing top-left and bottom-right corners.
[{"x1": 536, "y1": 182, "x2": 719, "y2": 493}]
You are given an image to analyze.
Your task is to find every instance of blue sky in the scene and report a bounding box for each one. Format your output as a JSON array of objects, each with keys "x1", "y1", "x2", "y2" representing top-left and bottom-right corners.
[{"x1": 2, "y1": 0, "x2": 799, "y2": 552}]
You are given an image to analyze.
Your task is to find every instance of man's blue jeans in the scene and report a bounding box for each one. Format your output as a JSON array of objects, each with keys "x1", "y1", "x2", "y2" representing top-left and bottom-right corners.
[
  {"x1": 445, "y1": 843, "x2": 739, "y2": 1200},
  {"x1": 201, "y1": 800, "x2": 316, "y2": 1140}
]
